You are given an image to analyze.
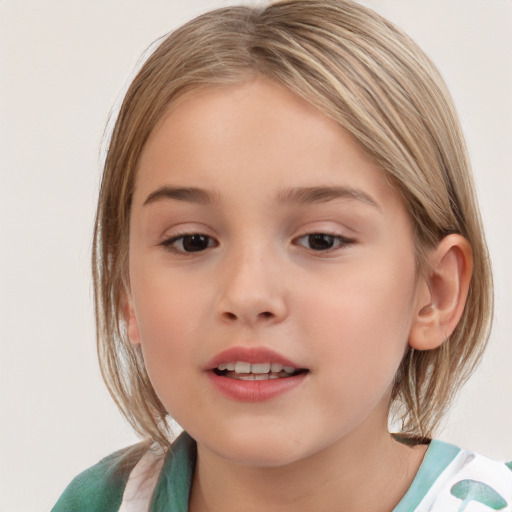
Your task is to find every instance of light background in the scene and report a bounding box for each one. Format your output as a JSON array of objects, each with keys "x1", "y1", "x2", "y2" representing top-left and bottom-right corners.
[{"x1": 0, "y1": 1, "x2": 510, "y2": 510}]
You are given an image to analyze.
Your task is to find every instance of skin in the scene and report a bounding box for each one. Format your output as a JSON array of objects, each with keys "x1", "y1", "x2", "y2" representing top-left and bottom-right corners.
[{"x1": 125, "y1": 78, "x2": 472, "y2": 511}]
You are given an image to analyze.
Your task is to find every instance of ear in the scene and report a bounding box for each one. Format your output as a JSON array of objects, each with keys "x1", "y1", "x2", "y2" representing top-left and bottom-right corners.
[
  {"x1": 121, "y1": 291, "x2": 141, "y2": 346},
  {"x1": 409, "y1": 234, "x2": 473, "y2": 351}
]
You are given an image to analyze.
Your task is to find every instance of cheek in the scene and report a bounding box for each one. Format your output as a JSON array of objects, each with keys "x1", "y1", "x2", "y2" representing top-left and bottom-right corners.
[
  {"x1": 133, "y1": 292, "x2": 210, "y2": 419},
  {"x1": 298, "y1": 252, "x2": 417, "y2": 372},
  {"x1": 129, "y1": 266, "x2": 213, "y2": 388},
  {"x1": 132, "y1": 256, "x2": 210, "y2": 332}
]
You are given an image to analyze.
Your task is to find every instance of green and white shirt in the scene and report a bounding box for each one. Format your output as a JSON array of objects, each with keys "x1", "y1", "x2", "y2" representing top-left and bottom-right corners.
[{"x1": 52, "y1": 432, "x2": 512, "y2": 511}]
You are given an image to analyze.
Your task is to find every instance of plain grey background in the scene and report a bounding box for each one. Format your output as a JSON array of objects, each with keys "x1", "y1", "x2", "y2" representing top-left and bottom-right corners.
[{"x1": 1, "y1": 1, "x2": 511, "y2": 510}]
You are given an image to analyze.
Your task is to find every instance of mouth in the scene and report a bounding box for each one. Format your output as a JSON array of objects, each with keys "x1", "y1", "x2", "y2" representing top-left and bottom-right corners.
[
  {"x1": 205, "y1": 347, "x2": 309, "y2": 401},
  {"x1": 212, "y1": 361, "x2": 309, "y2": 380}
]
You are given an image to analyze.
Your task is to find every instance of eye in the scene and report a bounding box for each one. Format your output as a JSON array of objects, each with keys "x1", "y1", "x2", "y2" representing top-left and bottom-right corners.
[
  {"x1": 295, "y1": 233, "x2": 354, "y2": 251},
  {"x1": 161, "y1": 233, "x2": 218, "y2": 253}
]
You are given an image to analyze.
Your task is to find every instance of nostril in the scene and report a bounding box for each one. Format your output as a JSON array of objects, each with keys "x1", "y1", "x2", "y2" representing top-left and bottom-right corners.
[
  {"x1": 224, "y1": 312, "x2": 237, "y2": 320},
  {"x1": 260, "y1": 311, "x2": 274, "y2": 318}
]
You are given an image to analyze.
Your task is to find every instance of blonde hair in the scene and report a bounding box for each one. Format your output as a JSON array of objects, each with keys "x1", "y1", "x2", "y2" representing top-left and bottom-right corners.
[{"x1": 93, "y1": 0, "x2": 493, "y2": 449}]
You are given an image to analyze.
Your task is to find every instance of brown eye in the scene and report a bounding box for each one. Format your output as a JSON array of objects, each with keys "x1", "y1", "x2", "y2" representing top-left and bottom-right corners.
[
  {"x1": 295, "y1": 233, "x2": 353, "y2": 251},
  {"x1": 307, "y1": 234, "x2": 335, "y2": 250},
  {"x1": 163, "y1": 234, "x2": 217, "y2": 253}
]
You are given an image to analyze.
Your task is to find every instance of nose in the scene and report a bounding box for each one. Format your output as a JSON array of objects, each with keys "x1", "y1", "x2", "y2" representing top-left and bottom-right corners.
[{"x1": 216, "y1": 245, "x2": 288, "y2": 327}]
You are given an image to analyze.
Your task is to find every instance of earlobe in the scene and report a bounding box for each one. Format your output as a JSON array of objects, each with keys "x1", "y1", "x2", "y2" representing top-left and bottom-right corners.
[
  {"x1": 409, "y1": 234, "x2": 473, "y2": 351},
  {"x1": 122, "y1": 292, "x2": 141, "y2": 346}
]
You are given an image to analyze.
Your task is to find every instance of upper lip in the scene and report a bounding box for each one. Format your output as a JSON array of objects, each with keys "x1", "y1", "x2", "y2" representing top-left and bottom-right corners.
[{"x1": 204, "y1": 346, "x2": 304, "y2": 370}]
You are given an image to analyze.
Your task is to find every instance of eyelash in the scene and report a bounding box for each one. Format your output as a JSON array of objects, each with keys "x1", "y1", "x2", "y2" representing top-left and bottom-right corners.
[
  {"x1": 160, "y1": 232, "x2": 355, "y2": 255},
  {"x1": 294, "y1": 233, "x2": 355, "y2": 252},
  {"x1": 160, "y1": 233, "x2": 218, "y2": 254}
]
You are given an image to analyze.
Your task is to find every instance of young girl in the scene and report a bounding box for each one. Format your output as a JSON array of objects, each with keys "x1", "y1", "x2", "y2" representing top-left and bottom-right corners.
[{"x1": 52, "y1": 0, "x2": 512, "y2": 510}]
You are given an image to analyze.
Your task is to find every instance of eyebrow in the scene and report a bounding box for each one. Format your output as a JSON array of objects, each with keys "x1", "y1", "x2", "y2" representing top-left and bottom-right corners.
[
  {"x1": 143, "y1": 186, "x2": 219, "y2": 206},
  {"x1": 143, "y1": 184, "x2": 381, "y2": 211},
  {"x1": 277, "y1": 186, "x2": 381, "y2": 211}
]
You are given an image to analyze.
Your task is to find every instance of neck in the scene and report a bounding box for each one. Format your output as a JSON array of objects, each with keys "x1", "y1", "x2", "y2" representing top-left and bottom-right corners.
[{"x1": 189, "y1": 423, "x2": 427, "y2": 512}]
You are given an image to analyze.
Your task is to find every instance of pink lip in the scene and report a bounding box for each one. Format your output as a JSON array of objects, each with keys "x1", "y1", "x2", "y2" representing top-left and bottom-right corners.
[
  {"x1": 204, "y1": 346, "x2": 308, "y2": 402},
  {"x1": 204, "y1": 346, "x2": 302, "y2": 370},
  {"x1": 206, "y1": 371, "x2": 308, "y2": 402}
]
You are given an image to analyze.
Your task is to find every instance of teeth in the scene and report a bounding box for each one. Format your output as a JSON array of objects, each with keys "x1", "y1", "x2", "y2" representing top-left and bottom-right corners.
[
  {"x1": 217, "y1": 361, "x2": 297, "y2": 375},
  {"x1": 236, "y1": 374, "x2": 255, "y2": 380},
  {"x1": 237, "y1": 373, "x2": 282, "y2": 381},
  {"x1": 251, "y1": 362, "x2": 271, "y2": 373},
  {"x1": 234, "y1": 361, "x2": 251, "y2": 374}
]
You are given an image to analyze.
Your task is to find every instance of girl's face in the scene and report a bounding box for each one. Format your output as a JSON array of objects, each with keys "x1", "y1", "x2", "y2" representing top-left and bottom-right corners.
[{"x1": 127, "y1": 78, "x2": 429, "y2": 467}]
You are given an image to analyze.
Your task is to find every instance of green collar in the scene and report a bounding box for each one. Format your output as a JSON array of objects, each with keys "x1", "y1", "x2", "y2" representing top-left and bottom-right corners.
[{"x1": 151, "y1": 432, "x2": 197, "y2": 512}]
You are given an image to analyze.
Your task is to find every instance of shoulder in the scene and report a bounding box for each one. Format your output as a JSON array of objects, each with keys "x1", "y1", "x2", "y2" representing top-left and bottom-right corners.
[
  {"x1": 51, "y1": 441, "x2": 150, "y2": 512},
  {"x1": 413, "y1": 440, "x2": 512, "y2": 511}
]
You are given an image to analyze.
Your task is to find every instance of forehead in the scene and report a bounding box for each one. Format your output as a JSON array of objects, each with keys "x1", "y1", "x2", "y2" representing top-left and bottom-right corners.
[{"x1": 133, "y1": 78, "x2": 403, "y2": 214}]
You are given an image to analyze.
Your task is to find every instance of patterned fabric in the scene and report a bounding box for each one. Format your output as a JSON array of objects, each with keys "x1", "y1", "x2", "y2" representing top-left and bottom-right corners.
[
  {"x1": 52, "y1": 433, "x2": 512, "y2": 511},
  {"x1": 396, "y1": 440, "x2": 512, "y2": 511}
]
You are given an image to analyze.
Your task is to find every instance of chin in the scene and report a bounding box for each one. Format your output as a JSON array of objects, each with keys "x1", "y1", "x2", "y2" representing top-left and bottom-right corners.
[
  {"x1": 195, "y1": 424, "x2": 311, "y2": 468},
  {"x1": 219, "y1": 443, "x2": 305, "y2": 468}
]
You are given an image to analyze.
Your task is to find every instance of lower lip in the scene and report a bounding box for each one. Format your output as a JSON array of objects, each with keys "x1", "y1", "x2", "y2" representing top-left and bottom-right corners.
[{"x1": 206, "y1": 371, "x2": 308, "y2": 402}]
